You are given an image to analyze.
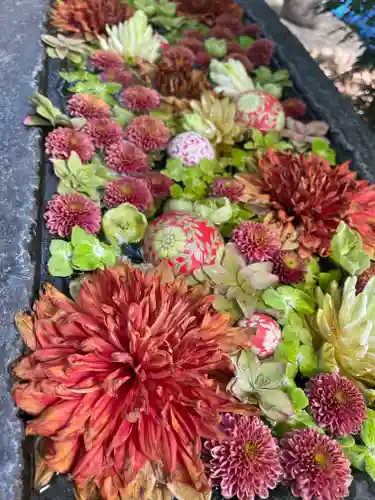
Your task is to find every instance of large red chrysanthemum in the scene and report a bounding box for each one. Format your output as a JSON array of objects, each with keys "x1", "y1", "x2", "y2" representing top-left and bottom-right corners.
[
  {"x1": 84, "y1": 118, "x2": 123, "y2": 149},
  {"x1": 121, "y1": 86, "x2": 160, "y2": 111},
  {"x1": 103, "y1": 176, "x2": 154, "y2": 212},
  {"x1": 125, "y1": 116, "x2": 169, "y2": 152},
  {"x1": 13, "y1": 265, "x2": 254, "y2": 499},
  {"x1": 307, "y1": 373, "x2": 366, "y2": 436},
  {"x1": 45, "y1": 127, "x2": 95, "y2": 162},
  {"x1": 280, "y1": 428, "x2": 352, "y2": 500},
  {"x1": 105, "y1": 141, "x2": 150, "y2": 174},
  {"x1": 44, "y1": 193, "x2": 101, "y2": 237},
  {"x1": 251, "y1": 151, "x2": 364, "y2": 257},
  {"x1": 205, "y1": 413, "x2": 282, "y2": 500}
]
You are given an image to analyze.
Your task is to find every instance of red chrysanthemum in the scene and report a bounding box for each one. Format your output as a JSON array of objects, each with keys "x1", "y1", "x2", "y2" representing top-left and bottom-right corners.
[
  {"x1": 13, "y1": 265, "x2": 254, "y2": 498},
  {"x1": 44, "y1": 193, "x2": 100, "y2": 237},
  {"x1": 179, "y1": 37, "x2": 204, "y2": 52},
  {"x1": 182, "y1": 29, "x2": 205, "y2": 41},
  {"x1": 121, "y1": 86, "x2": 161, "y2": 111},
  {"x1": 346, "y1": 184, "x2": 375, "y2": 256},
  {"x1": 225, "y1": 53, "x2": 253, "y2": 72},
  {"x1": 272, "y1": 251, "x2": 306, "y2": 284},
  {"x1": 101, "y1": 67, "x2": 133, "y2": 87},
  {"x1": 143, "y1": 171, "x2": 173, "y2": 200},
  {"x1": 103, "y1": 175, "x2": 153, "y2": 211},
  {"x1": 67, "y1": 93, "x2": 111, "y2": 120},
  {"x1": 226, "y1": 41, "x2": 248, "y2": 56},
  {"x1": 45, "y1": 127, "x2": 95, "y2": 162},
  {"x1": 91, "y1": 50, "x2": 125, "y2": 70},
  {"x1": 105, "y1": 141, "x2": 150, "y2": 174},
  {"x1": 307, "y1": 373, "x2": 366, "y2": 436},
  {"x1": 84, "y1": 118, "x2": 123, "y2": 149},
  {"x1": 210, "y1": 178, "x2": 245, "y2": 202},
  {"x1": 125, "y1": 116, "x2": 169, "y2": 152},
  {"x1": 241, "y1": 23, "x2": 261, "y2": 36},
  {"x1": 357, "y1": 262, "x2": 375, "y2": 292},
  {"x1": 196, "y1": 51, "x2": 212, "y2": 66},
  {"x1": 282, "y1": 98, "x2": 307, "y2": 118},
  {"x1": 280, "y1": 428, "x2": 352, "y2": 500},
  {"x1": 209, "y1": 26, "x2": 234, "y2": 41},
  {"x1": 232, "y1": 221, "x2": 281, "y2": 263},
  {"x1": 205, "y1": 413, "x2": 282, "y2": 500},
  {"x1": 214, "y1": 14, "x2": 244, "y2": 35},
  {"x1": 164, "y1": 46, "x2": 196, "y2": 67},
  {"x1": 247, "y1": 39, "x2": 274, "y2": 66}
]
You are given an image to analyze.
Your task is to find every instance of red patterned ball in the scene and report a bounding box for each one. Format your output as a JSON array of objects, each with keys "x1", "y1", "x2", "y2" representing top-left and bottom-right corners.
[
  {"x1": 235, "y1": 90, "x2": 285, "y2": 133},
  {"x1": 240, "y1": 313, "x2": 282, "y2": 358}
]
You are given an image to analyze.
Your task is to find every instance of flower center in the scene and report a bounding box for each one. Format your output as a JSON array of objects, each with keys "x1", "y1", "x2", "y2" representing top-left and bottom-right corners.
[
  {"x1": 120, "y1": 184, "x2": 134, "y2": 195},
  {"x1": 314, "y1": 451, "x2": 328, "y2": 467},
  {"x1": 69, "y1": 202, "x2": 83, "y2": 210},
  {"x1": 244, "y1": 441, "x2": 258, "y2": 457},
  {"x1": 70, "y1": 136, "x2": 77, "y2": 146},
  {"x1": 334, "y1": 390, "x2": 346, "y2": 404}
]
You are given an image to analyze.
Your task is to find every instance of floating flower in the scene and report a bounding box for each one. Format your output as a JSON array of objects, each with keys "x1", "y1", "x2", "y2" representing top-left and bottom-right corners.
[
  {"x1": 44, "y1": 193, "x2": 100, "y2": 237},
  {"x1": 105, "y1": 141, "x2": 150, "y2": 174},
  {"x1": 164, "y1": 45, "x2": 196, "y2": 67},
  {"x1": 210, "y1": 178, "x2": 244, "y2": 202},
  {"x1": 91, "y1": 49, "x2": 125, "y2": 69},
  {"x1": 280, "y1": 429, "x2": 352, "y2": 500},
  {"x1": 121, "y1": 86, "x2": 160, "y2": 111},
  {"x1": 232, "y1": 221, "x2": 281, "y2": 263},
  {"x1": 67, "y1": 94, "x2": 110, "y2": 120},
  {"x1": 196, "y1": 51, "x2": 212, "y2": 66},
  {"x1": 13, "y1": 265, "x2": 252, "y2": 498},
  {"x1": 101, "y1": 67, "x2": 133, "y2": 86},
  {"x1": 272, "y1": 251, "x2": 306, "y2": 284},
  {"x1": 102, "y1": 203, "x2": 148, "y2": 244},
  {"x1": 155, "y1": 58, "x2": 210, "y2": 99},
  {"x1": 205, "y1": 414, "x2": 283, "y2": 500},
  {"x1": 45, "y1": 127, "x2": 95, "y2": 162},
  {"x1": 215, "y1": 14, "x2": 245, "y2": 35},
  {"x1": 239, "y1": 313, "x2": 282, "y2": 358},
  {"x1": 247, "y1": 39, "x2": 274, "y2": 66},
  {"x1": 307, "y1": 373, "x2": 366, "y2": 436},
  {"x1": 84, "y1": 118, "x2": 123, "y2": 149},
  {"x1": 103, "y1": 175, "x2": 153, "y2": 211},
  {"x1": 51, "y1": 0, "x2": 134, "y2": 38},
  {"x1": 282, "y1": 98, "x2": 307, "y2": 118},
  {"x1": 125, "y1": 115, "x2": 169, "y2": 151},
  {"x1": 143, "y1": 171, "x2": 173, "y2": 200}
]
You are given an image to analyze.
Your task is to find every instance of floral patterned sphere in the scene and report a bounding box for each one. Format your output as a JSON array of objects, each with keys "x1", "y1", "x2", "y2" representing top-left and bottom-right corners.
[
  {"x1": 167, "y1": 132, "x2": 215, "y2": 166},
  {"x1": 240, "y1": 313, "x2": 282, "y2": 358},
  {"x1": 235, "y1": 90, "x2": 285, "y2": 133},
  {"x1": 142, "y1": 212, "x2": 224, "y2": 275}
]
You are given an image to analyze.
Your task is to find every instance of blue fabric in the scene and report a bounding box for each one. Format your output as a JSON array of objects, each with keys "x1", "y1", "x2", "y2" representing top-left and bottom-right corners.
[{"x1": 332, "y1": 1, "x2": 375, "y2": 40}]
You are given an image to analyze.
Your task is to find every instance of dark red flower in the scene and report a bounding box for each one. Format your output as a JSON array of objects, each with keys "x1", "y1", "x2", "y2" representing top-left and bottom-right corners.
[
  {"x1": 232, "y1": 222, "x2": 281, "y2": 263},
  {"x1": 226, "y1": 41, "x2": 248, "y2": 55},
  {"x1": 45, "y1": 127, "x2": 94, "y2": 162},
  {"x1": 280, "y1": 429, "x2": 352, "y2": 500},
  {"x1": 196, "y1": 51, "x2": 212, "y2": 66},
  {"x1": 205, "y1": 413, "x2": 282, "y2": 500},
  {"x1": 121, "y1": 86, "x2": 160, "y2": 111},
  {"x1": 105, "y1": 141, "x2": 150, "y2": 174},
  {"x1": 143, "y1": 171, "x2": 173, "y2": 200},
  {"x1": 272, "y1": 251, "x2": 306, "y2": 284},
  {"x1": 91, "y1": 50, "x2": 125, "y2": 70},
  {"x1": 164, "y1": 46, "x2": 196, "y2": 67},
  {"x1": 183, "y1": 29, "x2": 205, "y2": 41},
  {"x1": 209, "y1": 26, "x2": 234, "y2": 41},
  {"x1": 307, "y1": 373, "x2": 366, "y2": 436},
  {"x1": 125, "y1": 116, "x2": 169, "y2": 152},
  {"x1": 225, "y1": 53, "x2": 253, "y2": 72},
  {"x1": 84, "y1": 118, "x2": 123, "y2": 149},
  {"x1": 179, "y1": 37, "x2": 204, "y2": 52},
  {"x1": 210, "y1": 178, "x2": 245, "y2": 202},
  {"x1": 241, "y1": 23, "x2": 261, "y2": 36},
  {"x1": 247, "y1": 39, "x2": 274, "y2": 66},
  {"x1": 103, "y1": 175, "x2": 154, "y2": 211},
  {"x1": 68, "y1": 94, "x2": 110, "y2": 120},
  {"x1": 214, "y1": 14, "x2": 244, "y2": 35},
  {"x1": 282, "y1": 98, "x2": 307, "y2": 118},
  {"x1": 44, "y1": 193, "x2": 100, "y2": 237}
]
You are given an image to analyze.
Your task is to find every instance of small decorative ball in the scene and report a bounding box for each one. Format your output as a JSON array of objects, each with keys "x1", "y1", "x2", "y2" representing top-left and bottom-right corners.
[
  {"x1": 142, "y1": 212, "x2": 224, "y2": 275},
  {"x1": 240, "y1": 313, "x2": 282, "y2": 358},
  {"x1": 167, "y1": 132, "x2": 215, "y2": 166},
  {"x1": 153, "y1": 33, "x2": 169, "y2": 51},
  {"x1": 235, "y1": 90, "x2": 285, "y2": 133}
]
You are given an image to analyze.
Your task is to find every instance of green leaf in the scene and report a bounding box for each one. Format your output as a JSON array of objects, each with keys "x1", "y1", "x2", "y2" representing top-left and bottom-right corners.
[
  {"x1": 290, "y1": 387, "x2": 308, "y2": 411},
  {"x1": 231, "y1": 148, "x2": 251, "y2": 169},
  {"x1": 362, "y1": 418, "x2": 375, "y2": 448},
  {"x1": 50, "y1": 240, "x2": 72, "y2": 257},
  {"x1": 318, "y1": 270, "x2": 342, "y2": 293},
  {"x1": 338, "y1": 435, "x2": 356, "y2": 448},
  {"x1": 344, "y1": 444, "x2": 369, "y2": 470},
  {"x1": 298, "y1": 344, "x2": 318, "y2": 377},
  {"x1": 291, "y1": 410, "x2": 321, "y2": 430},
  {"x1": 48, "y1": 255, "x2": 73, "y2": 277},
  {"x1": 312, "y1": 138, "x2": 336, "y2": 164},
  {"x1": 330, "y1": 221, "x2": 370, "y2": 276},
  {"x1": 238, "y1": 36, "x2": 255, "y2": 48},
  {"x1": 365, "y1": 453, "x2": 375, "y2": 481}
]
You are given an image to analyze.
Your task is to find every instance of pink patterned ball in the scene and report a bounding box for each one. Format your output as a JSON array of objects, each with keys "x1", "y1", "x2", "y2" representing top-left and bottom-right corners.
[
  {"x1": 240, "y1": 313, "x2": 282, "y2": 358},
  {"x1": 142, "y1": 212, "x2": 223, "y2": 275},
  {"x1": 167, "y1": 132, "x2": 215, "y2": 166},
  {"x1": 235, "y1": 90, "x2": 285, "y2": 133}
]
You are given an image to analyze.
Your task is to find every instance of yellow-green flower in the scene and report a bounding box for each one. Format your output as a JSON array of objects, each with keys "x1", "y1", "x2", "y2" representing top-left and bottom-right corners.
[{"x1": 154, "y1": 226, "x2": 186, "y2": 258}]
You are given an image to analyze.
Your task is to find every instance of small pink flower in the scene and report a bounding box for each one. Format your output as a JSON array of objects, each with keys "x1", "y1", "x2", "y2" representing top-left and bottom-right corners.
[
  {"x1": 143, "y1": 171, "x2": 173, "y2": 200},
  {"x1": 103, "y1": 176, "x2": 153, "y2": 212},
  {"x1": 45, "y1": 127, "x2": 94, "y2": 162},
  {"x1": 272, "y1": 251, "x2": 306, "y2": 284},
  {"x1": 67, "y1": 94, "x2": 111, "y2": 120},
  {"x1": 101, "y1": 68, "x2": 133, "y2": 87},
  {"x1": 105, "y1": 141, "x2": 150, "y2": 174},
  {"x1": 121, "y1": 86, "x2": 160, "y2": 111},
  {"x1": 91, "y1": 50, "x2": 124, "y2": 70},
  {"x1": 307, "y1": 373, "x2": 366, "y2": 436},
  {"x1": 210, "y1": 178, "x2": 244, "y2": 202},
  {"x1": 209, "y1": 26, "x2": 234, "y2": 41},
  {"x1": 232, "y1": 222, "x2": 281, "y2": 262},
  {"x1": 84, "y1": 118, "x2": 123, "y2": 149},
  {"x1": 282, "y1": 98, "x2": 307, "y2": 118},
  {"x1": 44, "y1": 193, "x2": 100, "y2": 237},
  {"x1": 280, "y1": 428, "x2": 352, "y2": 500},
  {"x1": 247, "y1": 39, "x2": 274, "y2": 66},
  {"x1": 125, "y1": 115, "x2": 169, "y2": 152},
  {"x1": 164, "y1": 46, "x2": 196, "y2": 66}
]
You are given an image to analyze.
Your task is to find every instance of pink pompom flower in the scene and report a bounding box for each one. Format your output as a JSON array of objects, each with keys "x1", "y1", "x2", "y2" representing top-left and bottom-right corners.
[{"x1": 45, "y1": 127, "x2": 95, "y2": 162}]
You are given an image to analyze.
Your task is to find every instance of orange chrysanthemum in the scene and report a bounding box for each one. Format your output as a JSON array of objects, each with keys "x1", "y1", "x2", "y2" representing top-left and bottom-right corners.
[
  {"x1": 13, "y1": 265, "x2": 254, "y2": 500},
  {"x1": 51, "y1": 0, "x2": 134, "y2": 38}
]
